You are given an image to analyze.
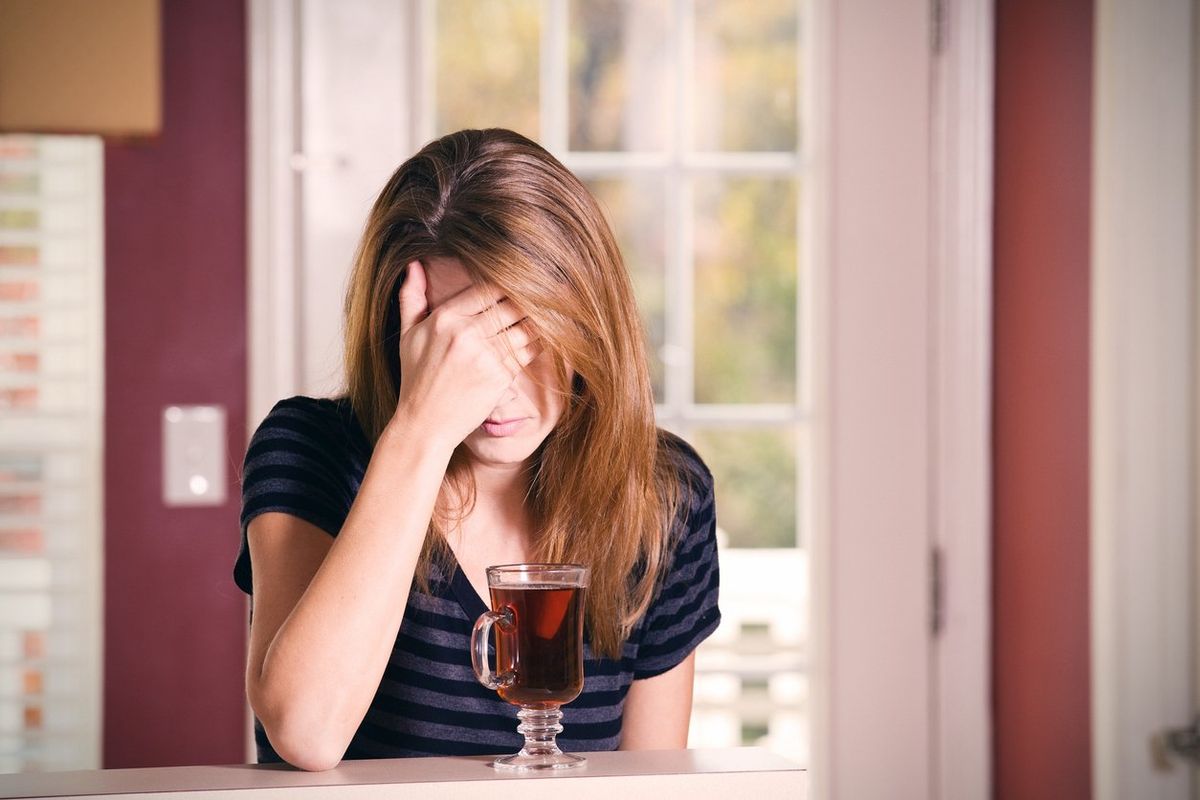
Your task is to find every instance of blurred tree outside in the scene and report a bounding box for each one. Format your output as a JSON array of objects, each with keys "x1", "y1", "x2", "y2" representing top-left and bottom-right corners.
[
  {"x1": 694, "y1": 177, "x2": 797, "y2": 405},
  {"x1": 585, "y1": 177, "x2": 668, "y2": 399},
  {"x1": 692, "y1": 427, "x2": 797, "y2": 548},
  {"x1": 568, "y1": 0, "x2": 671, "y2": 152},
  {"x1": 437, "y1": 0, "x2": 541, "y2": 138},
  {"x1": 693, "y1": 0, "x2": 798, "y2": 152}
]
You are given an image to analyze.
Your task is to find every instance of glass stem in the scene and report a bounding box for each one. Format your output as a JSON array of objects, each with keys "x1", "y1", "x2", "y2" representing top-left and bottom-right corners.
[{"x1": 516, "y1": 706, "x2": 565, "y2": 756}]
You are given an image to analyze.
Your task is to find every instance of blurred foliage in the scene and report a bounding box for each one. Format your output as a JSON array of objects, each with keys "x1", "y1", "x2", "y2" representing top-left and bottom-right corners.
[
  {"x1": 584, "y1": 177, "x2": 667, "y2": 400},
  {"x1": 693, "y1": 0, "x2": 799, "y2": 151},
  {"x1": 568, "y1": 0, "x2": 671, "y2": 151},
  {"x1": 691, "y1": 427, "x2": 797, "y2": 548},
  {"x1": 437, "y1": 0, "x2": 541, "y2": 138},
  {"x1": 694, "y1": 178, "x2": 797, "y2": 404}
]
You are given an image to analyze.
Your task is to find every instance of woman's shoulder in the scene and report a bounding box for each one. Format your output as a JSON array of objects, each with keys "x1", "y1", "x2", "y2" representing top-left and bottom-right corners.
[
  {"x1": 245, "y1": 395, "x2": 372, "y2": 478},
  {"x1": 261, "y1": 394, "x2": 347, "y2": 424},
  {"x1": 656, "y1": 429, "x2": 714, "y2": 528},
  {"x1": 253, "y1": 395, "x2": 365, "y2": 445},
  {"x1": 657, "y1": 429, "x2": 713, "y2": 489}
]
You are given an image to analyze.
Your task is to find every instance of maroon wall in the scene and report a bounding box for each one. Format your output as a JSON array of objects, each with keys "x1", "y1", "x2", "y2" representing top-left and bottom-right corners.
[
  {"x1": 993, "y1": 0, "x2": 1093, "y2": 798},
  {"x1": 103, "y1": 0, "x2": 247, "y2": 768}
]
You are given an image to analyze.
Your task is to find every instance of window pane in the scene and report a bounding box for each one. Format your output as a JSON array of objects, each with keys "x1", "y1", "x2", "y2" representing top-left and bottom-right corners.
[
  {"x1": 694, "y1": 177, "x2": 797, "y2": 404},
  {"x1": 691, "y1": 427, "x2": 797, "y2": 548},
  {"x1": 568, "y1": 0, "x2": 671, "y2": 151},
  {"x1": 692, "y1": 0, "x2": 799, "y2": 152},
  {"x1": 585, "y1": 176, "x2": 667, "y2": 401},
  {"x1": 436, "y1": 0, "x2": 541, "y2": 139}
]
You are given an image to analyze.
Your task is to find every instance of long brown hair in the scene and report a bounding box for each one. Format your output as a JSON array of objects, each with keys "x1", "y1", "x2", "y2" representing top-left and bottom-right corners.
[{"x1": 343, "y1": 128, "x2": 682, "y2": 658}]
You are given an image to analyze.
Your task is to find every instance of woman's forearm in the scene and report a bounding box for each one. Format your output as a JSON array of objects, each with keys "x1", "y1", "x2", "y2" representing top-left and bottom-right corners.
[
  {"x1": 249, "y1": 417, "x2": 453, "y2": 769},
  {"x1": 619, "y1": 653, "x2": 696, "y2": 750}
]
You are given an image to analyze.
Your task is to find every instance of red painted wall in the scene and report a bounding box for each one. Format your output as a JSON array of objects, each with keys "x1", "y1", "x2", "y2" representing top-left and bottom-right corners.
[
  {"x1": 993, "y1": 0, "x2": 1093, "y2": 798},
  {"x1": 103, "y1": 0, "x2": 247, "y2": 768}
]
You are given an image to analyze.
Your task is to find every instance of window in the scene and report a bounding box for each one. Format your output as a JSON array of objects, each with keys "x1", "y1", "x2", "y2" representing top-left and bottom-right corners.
[
  {"x1": 283, "y1": 0, "x2": 809, "y2": 764},
  {"x1": 266, "y1": 0, "x2": 997, "y2": 789}
]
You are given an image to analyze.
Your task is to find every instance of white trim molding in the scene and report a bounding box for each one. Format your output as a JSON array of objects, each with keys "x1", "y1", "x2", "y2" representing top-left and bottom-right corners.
[
  {"x1": 930, "y1": 0, "x2": 994, "y2": 797},
  {"x1": 248, "y1": 0, "x2": 302, "y2": 429},
  {"x1": 814, "y1": 0, "x2": 994, "y2": 796},
  {"x1": 1091, "y1": 0, "x2": 1196, "y2": 798},
  {"x1": 815, "y1": 0, "x2": 936, "y2": 796}
]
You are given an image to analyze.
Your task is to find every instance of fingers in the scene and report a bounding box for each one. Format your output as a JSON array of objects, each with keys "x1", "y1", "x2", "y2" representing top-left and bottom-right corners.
[
  {"x1": 499, "y1": 337, "x2": 545, "y2": 378},
  {"x1": 495, "y1": 318, "x2": 534, "y2": 352},
  {"x1": 517, "y1": 337, "x2": 544, "y2": 368},
  {"x1": 441, "y1": 285, "x2": 525, "y2": 335},
  {"x1": 398, "y1": 261, "x2": 428, "y2": 338},
  {"x1": 437, "y1": 282, "x2": 507, "y2": 318},
  {"x1": 480, "y1": 299, "x2": 526, "y2": 333}
]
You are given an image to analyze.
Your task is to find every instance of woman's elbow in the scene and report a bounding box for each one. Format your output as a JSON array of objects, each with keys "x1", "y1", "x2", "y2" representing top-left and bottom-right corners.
[
  {"x1": 249, "y1": 685, "x2": 346, "y2": 771},
  {"x1": 278, "y1": 742, "x2": 343, "y2": 773},
  {"x1": 262, "y1": 715, "x2": 346, "y2": 772}
]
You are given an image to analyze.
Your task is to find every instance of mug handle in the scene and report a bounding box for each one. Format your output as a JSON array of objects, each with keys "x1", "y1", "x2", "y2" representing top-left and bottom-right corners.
[{"x1": 471, "y1": 608, "x2": 516, "y2": 690}]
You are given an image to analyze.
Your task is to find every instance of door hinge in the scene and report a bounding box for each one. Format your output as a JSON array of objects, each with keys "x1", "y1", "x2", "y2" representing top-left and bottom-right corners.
[
  {"x1": 1153, "y1": 715, "x2": 1200, "y2": 769},
  {"x1": 931, "y1": 0, "x2": 948, "y2": 55},
  {"x1": 931, "y1": 545, "x2": 945, "y2": 636}
]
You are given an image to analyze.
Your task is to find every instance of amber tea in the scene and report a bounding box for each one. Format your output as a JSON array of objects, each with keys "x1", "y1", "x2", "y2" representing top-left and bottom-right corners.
[
  {"x1": 490, "y1": 584, "x2": 585, "y2": 707},
  {"x1": 471, "y1": 563, "x2": 590, "y2": 771}
]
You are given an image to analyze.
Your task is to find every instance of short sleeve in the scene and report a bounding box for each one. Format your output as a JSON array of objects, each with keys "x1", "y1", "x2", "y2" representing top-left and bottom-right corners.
[
  {"x1": 232, "y1": 396, "x2": 365, "y2": 595},
  {"x1": 633, "y1": 435, "x2": 722, "y2": 679}
]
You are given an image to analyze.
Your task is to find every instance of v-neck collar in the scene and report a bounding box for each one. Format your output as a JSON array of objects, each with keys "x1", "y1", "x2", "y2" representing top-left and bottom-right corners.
[{"x1": 448, "y1": 561, "x2": 490, "y2": 620}]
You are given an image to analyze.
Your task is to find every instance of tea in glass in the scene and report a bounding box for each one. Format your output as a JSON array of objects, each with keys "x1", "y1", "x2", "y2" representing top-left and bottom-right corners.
[{"x1": 471, "y1": 563, "x2": 590, "y2": 771}]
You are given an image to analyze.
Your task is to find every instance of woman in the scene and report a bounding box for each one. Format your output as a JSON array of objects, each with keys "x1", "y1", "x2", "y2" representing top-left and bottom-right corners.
[{"x1": 233, "y1": 128, "x2": 720, "y2": 771}]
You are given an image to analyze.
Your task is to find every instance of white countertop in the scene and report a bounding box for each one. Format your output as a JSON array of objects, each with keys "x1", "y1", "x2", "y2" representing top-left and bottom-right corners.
[{"x1": 0, "y1": 748, "x2": 805, "y2": 799}]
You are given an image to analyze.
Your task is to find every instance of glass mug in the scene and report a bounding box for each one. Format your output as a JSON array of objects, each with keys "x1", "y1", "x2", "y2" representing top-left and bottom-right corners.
[{"x1": 470, "y1": 563, "x2": 590, "y2": 771}]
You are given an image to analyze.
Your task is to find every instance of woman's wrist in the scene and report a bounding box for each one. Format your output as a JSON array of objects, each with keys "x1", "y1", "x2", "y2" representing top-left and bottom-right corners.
[{"x1": 379, "y1": 409, "x2": 458, "y2": 464}]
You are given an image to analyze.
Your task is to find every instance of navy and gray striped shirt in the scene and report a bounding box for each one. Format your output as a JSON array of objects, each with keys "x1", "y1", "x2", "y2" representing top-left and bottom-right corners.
[{"x1": 233, "y1": 396, "x2": 721, "y2": 763}]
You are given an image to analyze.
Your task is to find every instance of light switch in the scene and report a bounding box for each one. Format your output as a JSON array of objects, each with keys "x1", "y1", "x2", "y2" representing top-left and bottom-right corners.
[{"x1": 162, "y1": 405, "x2": 227, "y2": 507}]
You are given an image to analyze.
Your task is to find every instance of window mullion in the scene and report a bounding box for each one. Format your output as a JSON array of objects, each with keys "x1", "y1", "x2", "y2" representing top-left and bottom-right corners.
[
  {"x1": 540, "y1": 0, "x2": 569, "y2": 154},
  {"x1": 662, "y1": 0, "x2": 694, "y2": 424},
  {"x1": 797, "y1": 0, "x2": 813, "y2": 550}
]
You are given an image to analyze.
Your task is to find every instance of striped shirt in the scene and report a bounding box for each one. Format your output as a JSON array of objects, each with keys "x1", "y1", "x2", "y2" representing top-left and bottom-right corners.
[{"x1": 233, "y1": 396, "x2": 721, "y2": 762}]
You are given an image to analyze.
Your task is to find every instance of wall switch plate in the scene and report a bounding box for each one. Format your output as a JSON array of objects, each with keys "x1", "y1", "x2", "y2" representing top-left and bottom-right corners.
[{"x1": 162, "y1": 405, "x2": 227, "y2": 507}]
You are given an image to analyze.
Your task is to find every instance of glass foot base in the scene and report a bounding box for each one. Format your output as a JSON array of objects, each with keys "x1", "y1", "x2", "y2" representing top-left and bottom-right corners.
[
  {"x1": 492, "y1": 705, "x2": 586, "y2": 771},
  {"x1": 492, "y1": 750, "x2": 586, "y2": 772}
]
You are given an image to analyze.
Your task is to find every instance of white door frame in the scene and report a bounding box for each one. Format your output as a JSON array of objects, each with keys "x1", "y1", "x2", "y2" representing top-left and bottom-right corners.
[
  {"x1": 1091, "y1": 1, "x2": 1196, "y2": 798},
  {"x1": 930, "y1": 0, "x2": 994, "y2": 797},
  {"x1": 247, "y1": 0, "x2": 303, "y2": 427},
  {"x1": 809, "y1": 1, "x2": 934, "y2": 793},
  {"x1": 812, "y1": 0, "x2": 992, "y2": 797}
]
